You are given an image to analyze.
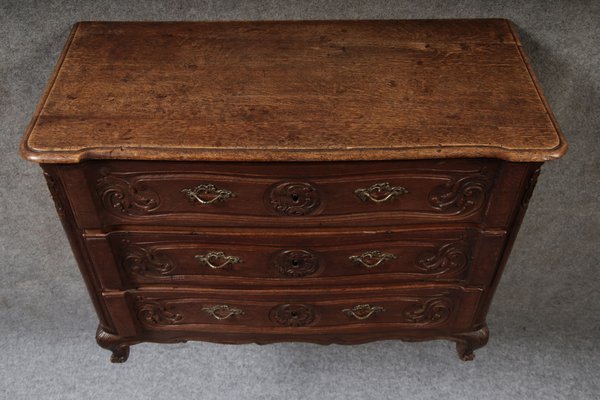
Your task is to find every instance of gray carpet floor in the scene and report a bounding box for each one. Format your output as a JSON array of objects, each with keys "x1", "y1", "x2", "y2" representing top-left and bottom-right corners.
[{"x1": 1, "y1": 1, "x2": 599, "y2": 399}]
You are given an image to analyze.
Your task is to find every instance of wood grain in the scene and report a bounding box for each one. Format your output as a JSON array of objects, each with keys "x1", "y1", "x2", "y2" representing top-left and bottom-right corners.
[
  {"x1": 105, "y1": 284, "x2": 481, "y2": 332},
  {"x1": 26, "y1": 20, "x2": 559, "y2": 362},
  {"x1": 21, "y1": 19, "x2": 566, "y2": 163},
  {"x1": 60, "y1": 159, "x2": 503, "y2": 229},
  {"x1": 84, "y1": 226, "x2": 505, "y2": 288},
  {"x1": 45, "y1": 158, "x2": 533, "y2": 362}
]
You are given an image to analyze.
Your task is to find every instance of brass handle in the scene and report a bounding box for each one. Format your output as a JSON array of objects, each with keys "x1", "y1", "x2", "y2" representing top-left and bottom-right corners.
[
  {"x1": 202, "y1": 305, "x2": 244, "y2": 320},
  {"x1": 195, "y1": 251, "x2": 242, "y2": 269},
  {"x1": 355, "y1": 182, "x2": 408, "y2": 203},
  {"x1": 182, "y1": 184, "x2": 235, "y2": 204},
  {"x1": 349, "y1": 250, "x2": 397, "y2": 269},
  {"x1": 342, "y1": 304, "x2": 385, "y2": 320}
]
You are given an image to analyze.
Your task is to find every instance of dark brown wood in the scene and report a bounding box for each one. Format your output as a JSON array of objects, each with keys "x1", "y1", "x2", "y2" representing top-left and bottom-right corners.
[
  {"x1": 22, "y1": 20, "x2": 567, "y2": 362},
  {"x1": 41, "y1": 164, "x2": 116, "y2": 331},
  {"x1": 96, "y1": 285, "x2": 484, "y2": 361},
  {"x1": 473, "y1": 162, "x2": 543, "y2": 326},
  {"x1": 58, "y1": 159, "x2": 517, "y2": 229},
  {"x1": 96, "y1": 325, "x2": 134, "y2": 363},
  {"x1": 452, "y1": 325, "x2": 490, "y2": 361},
  {"x1": 111, "y1": 285, "x2": 480, "y2": 331},
  {"x1": 84, "y1": 226, "x2": 505, "y2": 288},
  {"x1": 20, "y1": 20, "x2": 566, "y2": 163}
]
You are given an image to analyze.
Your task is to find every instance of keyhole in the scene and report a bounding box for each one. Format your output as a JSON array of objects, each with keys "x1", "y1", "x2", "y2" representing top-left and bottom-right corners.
[
  {"x1": 291, "y1": 193, "x2": 299, "y2": 203},
  {"x1": 291, "y1": 311, "x2": 298, "y2": 317},
  {"x1": 291, "y1": 259, "x2": 299, "y2": 268}
]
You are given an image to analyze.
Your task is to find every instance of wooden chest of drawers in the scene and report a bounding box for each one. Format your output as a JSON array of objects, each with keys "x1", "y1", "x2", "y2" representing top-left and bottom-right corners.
[{"x1": 20, "y1": 20, "x2": 566, "y2": 362}]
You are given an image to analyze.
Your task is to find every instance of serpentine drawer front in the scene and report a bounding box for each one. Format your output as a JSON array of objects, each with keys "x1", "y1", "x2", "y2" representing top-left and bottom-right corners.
[
  {"x1": 58, "y1": 159, "x2": 507, "y2": 229},
  {"x1": 88, "y1": 227, "x2": 505, "y2": 288},
  {"x1": 20, "y1": 20, "x2": 566, "y2": 363},
  {"x1": 102, "y1": 286, "x2": 482, "y2": 335}
]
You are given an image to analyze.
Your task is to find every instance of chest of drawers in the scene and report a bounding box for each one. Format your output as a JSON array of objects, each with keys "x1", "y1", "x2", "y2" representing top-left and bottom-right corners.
[{"x1": 20, "y1": 20, "x2": 566, "y2": 362}]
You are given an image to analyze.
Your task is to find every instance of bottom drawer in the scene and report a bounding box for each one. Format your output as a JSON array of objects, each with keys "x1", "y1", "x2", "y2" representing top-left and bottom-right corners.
[{"x1": 103, "y1": 285, "x2": 482, "y2": 339}]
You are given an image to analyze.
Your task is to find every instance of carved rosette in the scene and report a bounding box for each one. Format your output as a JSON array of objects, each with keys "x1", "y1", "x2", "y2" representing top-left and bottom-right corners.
[
  {"x1": 270, "y1": 304, "x2": 316, "y2": 327},
  {"x1": 136, "y1": 299, "x2": 183, "y2": 326},
  {"x1": 415, "y1": 240, "x2": 470, "y2": 274},
  {"x1": 403, "y1": 297, "x2": 453, "y2": 324},
  {"x1": 97, "y1": 175, "x2": 160, "y2": 216},
  {"x1": 122, "y1": 243, "x2": 175, "y2": 277},
  {"x1": 272, "y1": 250, "x2": 320, "y2": 277},
  {"x1": 268, "y1": 182, "x2": 320, "y2": 216},
  {"x1": 427, "y1": 170, "x2": 491, "y2": 214}
]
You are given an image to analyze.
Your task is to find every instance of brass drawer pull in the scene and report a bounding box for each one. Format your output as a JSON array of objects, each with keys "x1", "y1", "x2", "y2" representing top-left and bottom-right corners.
[
  {"x1": 354, "y1": 182, "x2": 408, "y2": 203},
  {"x1": 195, "y1": 251, "x2": 242, "y2": 269},
  {"x1": 349, "y1": 250, "x2": 397, "y2": 269},
  {"x1": 202, "y1": 305, "x2": 244, "y2": 320},
  {"x1": 343, "y1": 304, "x2": 385, "y2": 320},
  {"x1": 182, "y1": 184, "x2": 235, "y2": 204}
]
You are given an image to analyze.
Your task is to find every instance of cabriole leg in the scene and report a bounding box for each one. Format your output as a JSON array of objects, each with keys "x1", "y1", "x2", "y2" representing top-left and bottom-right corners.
[
  {"x1": 452, "y1": 324, "x2": 489, "y2": 361},
  {"x1": 96, "y1": 325, "x2": 132, "y2": 363}
]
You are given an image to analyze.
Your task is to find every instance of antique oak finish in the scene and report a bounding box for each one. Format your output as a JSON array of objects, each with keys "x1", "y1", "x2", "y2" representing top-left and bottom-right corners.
[{"x1": 20, "y1": 20, "x2": 566, "y2": 362}]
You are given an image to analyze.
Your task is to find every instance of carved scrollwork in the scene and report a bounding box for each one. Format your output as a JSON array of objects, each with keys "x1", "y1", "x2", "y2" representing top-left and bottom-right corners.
[
  {"x1": 272, "y1": 250, "x2": 320, "y2": 277},
  {"x1": 415, "y1": 240, "x2": 470, "y2": 274},
  {"x1": 427, "y1": 170, "x2": 491, "y2": 214},
  {"x1": 268, "y1": 182, "x2": 320, "y2": 216},
  {"x1": 136, "y1": 299, "x2": 183, "y2": 326},
  {"x1": 122, "y1": 244, "x2": 175, "y2": 277},
  {"x1": 97, "y1": 175, "x2": 160, "y2": 216},
  {"x1": 43, "y1": 171, "x2": 65, "y2": 217},
  {"x1": 403, "y1": 297, "x2": 453, "y2": 324},
  {"x1": 270, "y1": 304, "x2": 316, "y2": 327}
]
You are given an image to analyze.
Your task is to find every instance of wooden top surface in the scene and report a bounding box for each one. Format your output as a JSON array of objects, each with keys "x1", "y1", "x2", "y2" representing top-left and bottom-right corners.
[{"x1": 21, "y1": 19, "x2": 566, "y2": 163}]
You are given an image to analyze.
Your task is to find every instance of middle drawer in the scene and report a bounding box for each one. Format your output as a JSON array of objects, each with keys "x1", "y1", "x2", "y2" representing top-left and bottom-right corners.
[{"x1": 86, "y1": 227, "x2": 505, "y2": 289}]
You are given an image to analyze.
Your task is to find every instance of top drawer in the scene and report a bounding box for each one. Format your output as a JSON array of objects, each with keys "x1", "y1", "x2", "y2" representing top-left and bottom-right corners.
[{"x1": 56, "y1": 159, "x2": 515, "y2": 229}]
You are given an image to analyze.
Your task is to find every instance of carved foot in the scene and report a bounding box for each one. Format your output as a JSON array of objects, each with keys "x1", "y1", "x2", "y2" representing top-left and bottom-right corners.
[
  {"x1": 96, "y1": 325, "x2": 132, "y2": 363},
  {"x1": 452, "y1": 324, "x2": 489, "y2": 361},
  {"x1": 109, "y1": 345, "x2": 130, "y2": 363}
]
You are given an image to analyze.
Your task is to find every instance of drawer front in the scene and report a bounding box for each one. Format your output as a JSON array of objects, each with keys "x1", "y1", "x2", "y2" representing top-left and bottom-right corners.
[
  {"x1": 103, "y1": 286, "x2": 482, "y2": 337},
  {"x1": 88, "y1": 228, "x2": 506, "y2": 288},
  {"x1": 60, "y1": 159, "x2": 504, "y2": 228}
]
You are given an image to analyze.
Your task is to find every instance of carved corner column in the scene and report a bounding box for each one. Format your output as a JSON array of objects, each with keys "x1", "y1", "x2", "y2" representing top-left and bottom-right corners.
[{"x1": 41, "y1": 165, "x2": 115, "y2": 330}]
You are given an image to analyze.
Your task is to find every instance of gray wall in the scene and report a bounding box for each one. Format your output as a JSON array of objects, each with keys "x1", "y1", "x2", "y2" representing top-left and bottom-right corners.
[{"x1": 2, "y1": 1, "x2": 598, "y2": 399}]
